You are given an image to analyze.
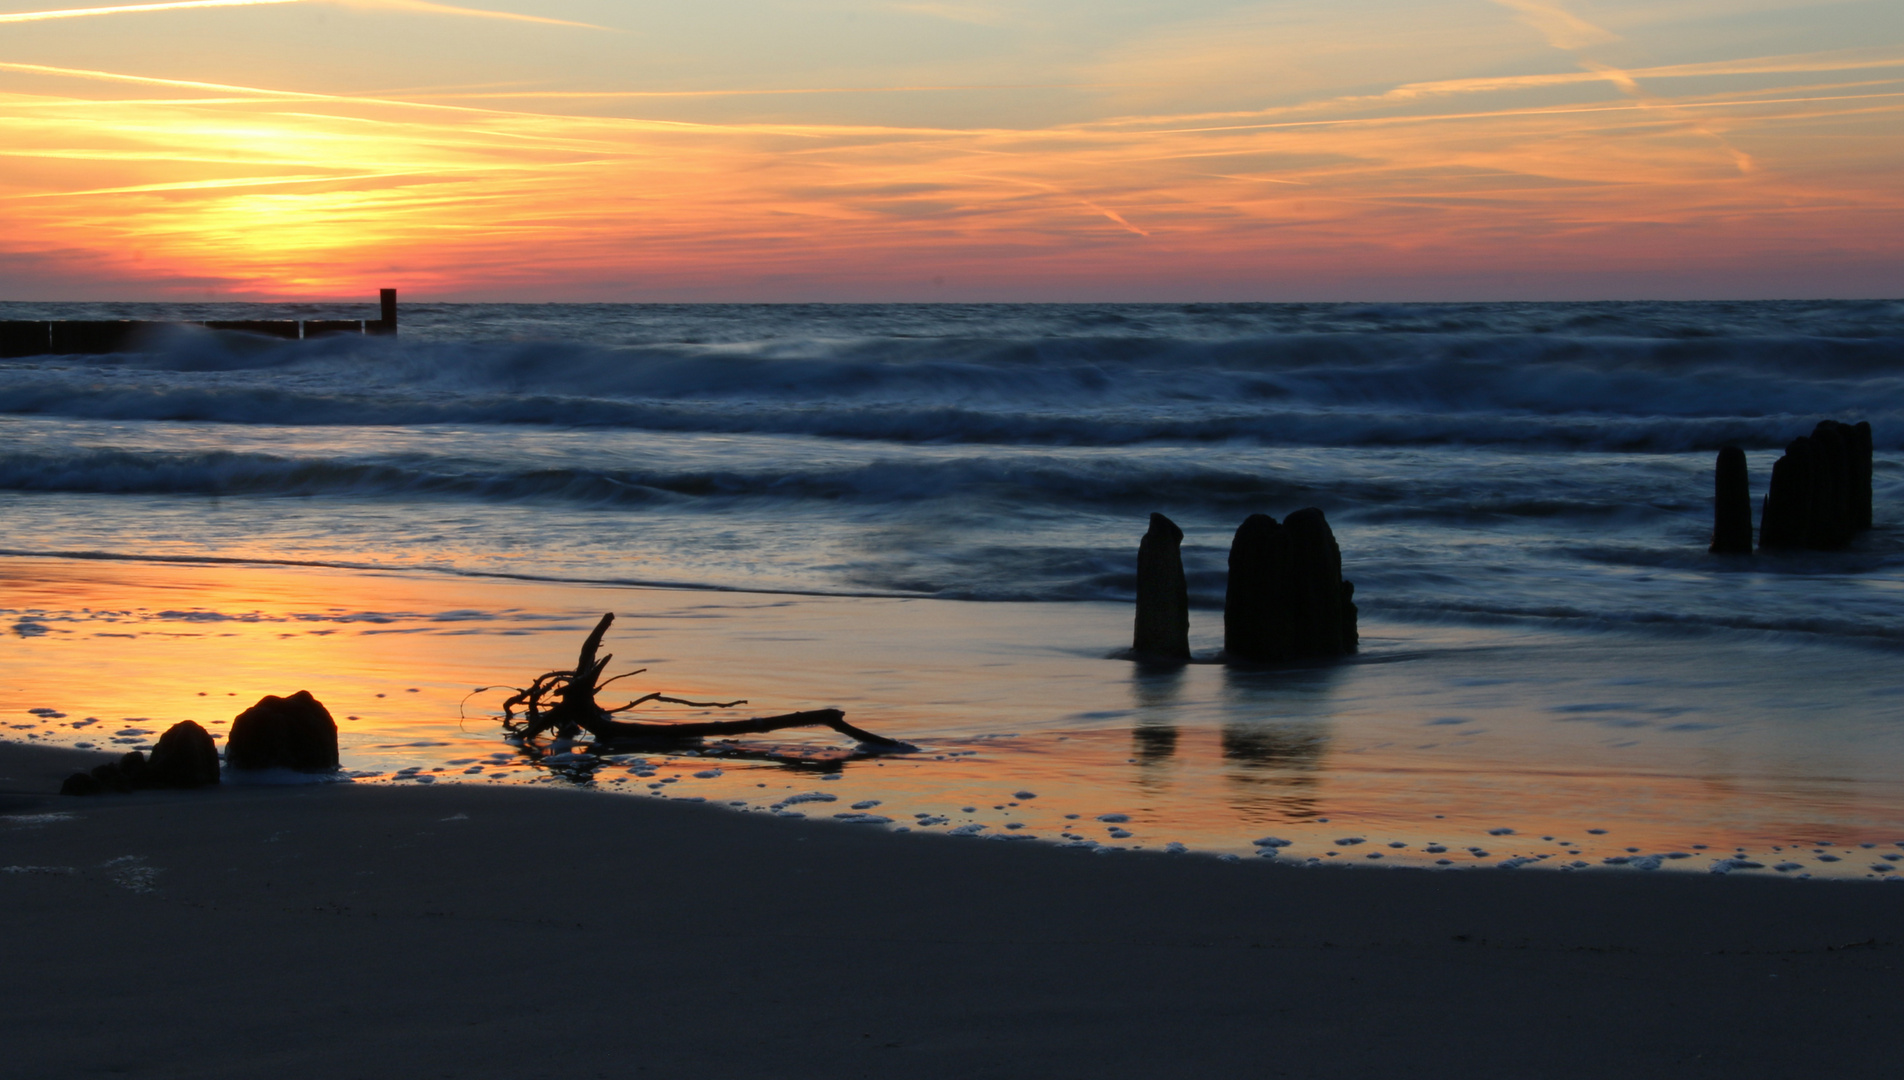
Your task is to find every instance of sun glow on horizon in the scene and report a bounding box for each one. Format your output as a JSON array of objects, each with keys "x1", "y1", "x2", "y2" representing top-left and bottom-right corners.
[{"x1": 0, "y1": 0, "x2": 1900, "y2": 300}]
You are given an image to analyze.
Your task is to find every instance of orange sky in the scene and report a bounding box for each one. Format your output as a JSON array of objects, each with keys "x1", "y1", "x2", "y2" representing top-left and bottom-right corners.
[{"x1": 1, "y1": 0, "x2": 1900, "y2": 300}]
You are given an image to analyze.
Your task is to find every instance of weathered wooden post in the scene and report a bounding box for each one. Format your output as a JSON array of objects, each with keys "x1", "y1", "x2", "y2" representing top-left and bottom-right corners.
[
  {"x1": 1809, "y1": 421, "x2": 1852, "y2": 548},
  {"x1": 1132, "y1": 512, "x2": 1191, "y2": 661},
  {"x1": 1224, "y1": 513, "x2": 1283, "y2": 661},
  {"x1": 1709, "y1": 446, "x2": 1752, "y2": 554},
  {"x1": 368, "y1": 287, "x2": 398, "y2": 335},
  {"x1": 1849, "y1": 421, "x2": 1874, "y2": 531},
  {"x1": 1282, "y1": 508, "x2": 1357, "y2": 658},
  {"x1": 1759, "y1": 436, "x2": 1814, "y2": 550},
  {"x1": 1222, "y1": 508, "x2": 1358, "y2": 663},
  {"x1": 0, "y1": 321, "x2": 50, "y2": 358}
]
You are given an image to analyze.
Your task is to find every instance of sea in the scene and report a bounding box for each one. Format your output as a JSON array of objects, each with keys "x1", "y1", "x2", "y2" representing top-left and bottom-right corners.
[{"x1": 3, "y1": 299, "x2": 1902, "y2": 877}]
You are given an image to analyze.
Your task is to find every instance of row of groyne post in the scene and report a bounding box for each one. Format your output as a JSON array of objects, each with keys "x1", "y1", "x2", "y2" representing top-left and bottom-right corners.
[
  {"x1": 1712, "y1": 420, "x2": 1874, "y2": 553},
  {"x1": 0, "y1": 289, "x2": 397, "y2": 358},
  {"x1": 1132, "y1": 509, "x2": 1358, "y2": 664}
]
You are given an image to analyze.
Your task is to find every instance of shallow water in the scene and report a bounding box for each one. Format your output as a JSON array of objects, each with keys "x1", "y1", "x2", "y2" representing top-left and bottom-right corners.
[
  {"x1": 3, "y1": 558, "x2": 1900, "y2": 879},
  {"x1": 2, "y1": 300, "x2": 1901, "y2": 878}
]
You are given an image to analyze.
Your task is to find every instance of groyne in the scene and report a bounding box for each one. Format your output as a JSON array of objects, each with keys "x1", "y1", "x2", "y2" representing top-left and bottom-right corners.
[{"x1": 0, "y1": 289, "x2": 396, "y2": 357}]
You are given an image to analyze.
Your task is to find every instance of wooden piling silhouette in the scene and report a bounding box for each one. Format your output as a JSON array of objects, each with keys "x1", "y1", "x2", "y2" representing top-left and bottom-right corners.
[
  {"x1": 375, "y1": 287, "x2": 398, "y2": 335},
  {"x1": 1131, "y1": 512, "x2": 1191, "y2": 661},
  {"x1": 1223, "y1": 508, "x2": 1358, "y2": 663},
  {"x1": 1847, "y1": 421, "x2": 1874, "y2": 531},
  {"x1": 1709, "y1": 447, "x2": 1752, "y2": 554},
  {"x1": 1757, "y1": 419, "x2": 1875, "y2": 551},
  {"x1": 0, "y1": 289, "x2": 397, "y2": 355}
]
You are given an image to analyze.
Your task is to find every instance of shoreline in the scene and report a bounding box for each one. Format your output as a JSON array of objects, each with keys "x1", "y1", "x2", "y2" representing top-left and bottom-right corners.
[
  {"x1": 5, "y1": 739, "x2": 1902, "y2": 1078},
  {"x1": 5, "y1": 552, "x2": 1904, "y2": 879}
]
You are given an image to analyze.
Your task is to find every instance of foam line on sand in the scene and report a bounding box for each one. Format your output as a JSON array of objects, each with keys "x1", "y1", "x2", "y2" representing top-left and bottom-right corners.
[{"x1": 2, "y1": 740, "x2": 1900, "y2": 1078}]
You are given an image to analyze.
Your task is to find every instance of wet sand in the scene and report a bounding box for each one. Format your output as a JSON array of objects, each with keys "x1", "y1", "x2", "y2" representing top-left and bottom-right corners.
[
  {"x1": 8, "y1": 555, "x2": 1904, "y2": 877},
  {"x1": 3, "y1": 740, "x2": 1899, "y2": 1079}
]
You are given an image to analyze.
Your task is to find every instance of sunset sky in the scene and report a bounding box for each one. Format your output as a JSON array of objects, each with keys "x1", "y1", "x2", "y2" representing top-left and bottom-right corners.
[{"x1": 0, "y1": 0, "x2": 1899, "y2": 301}]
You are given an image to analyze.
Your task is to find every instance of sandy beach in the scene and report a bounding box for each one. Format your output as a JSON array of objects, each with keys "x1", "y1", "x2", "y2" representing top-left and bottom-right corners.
[
  {"x1": 5, "y1": 298, "x2": 1903, "y2": 1076},
  {"x1": 4, "y1": 738, "x2": 1900, "y2": 1079}
]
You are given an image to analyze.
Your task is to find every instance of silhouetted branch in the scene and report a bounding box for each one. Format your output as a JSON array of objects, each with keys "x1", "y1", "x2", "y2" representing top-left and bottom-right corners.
[{"x1": 495, "y1": 613, "x2": 909, "y2": 749}]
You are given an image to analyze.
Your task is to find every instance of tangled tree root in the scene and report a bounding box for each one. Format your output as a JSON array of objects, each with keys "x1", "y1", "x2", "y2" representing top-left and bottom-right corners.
[{"x1": 493, "y1": 613, "x2": 908, "y2": 749}]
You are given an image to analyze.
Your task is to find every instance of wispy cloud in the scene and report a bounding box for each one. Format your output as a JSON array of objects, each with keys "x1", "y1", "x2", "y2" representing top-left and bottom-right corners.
[
  {"x1": 1488, "y1": 0, "x2": 1620, "y2": 50},
  {"x1": 405, "y1": 83, "x2": 1114, "y2": 101},
  {"x1": 1, "y1": 34, "x2": 1899, "y2": 298},
  {"x1": 1378, "y1": 50, "x2": 1904, "y2": 103},
  {"x1": 0, "y1": 0, "x2": 608, "y2": 29},
  {"x1": 347, "y1": 0, "x2": 608, "y2": 29},
  {"x1": 0, "y1": 0, "x2": 298, "y2": 24},
  {"x1": 1480, "y1": 2, "x2": 1754, "y2": 175}
]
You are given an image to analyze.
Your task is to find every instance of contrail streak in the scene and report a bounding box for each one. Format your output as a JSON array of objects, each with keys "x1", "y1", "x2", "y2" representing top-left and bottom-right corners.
[
  {"x1": 358, "y1": 0, "x2": 606, "y2": 29},
  {"x1": 0, "y1": 0, "x2": 298, "y2": 23},
  {"x1": 0, "y1": 0, "x2": 606, "y2": 29}
]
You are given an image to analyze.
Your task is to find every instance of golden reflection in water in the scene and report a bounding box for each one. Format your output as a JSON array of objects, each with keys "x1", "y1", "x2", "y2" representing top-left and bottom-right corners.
[{"x1": 4, "y1": 556, "x2": 1903, "y2": 876}]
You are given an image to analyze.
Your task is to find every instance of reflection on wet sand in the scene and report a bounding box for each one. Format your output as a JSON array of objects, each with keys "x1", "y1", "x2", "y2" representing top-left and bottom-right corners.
[
  {"x1": 1213, "y1": 663, "x2": 1343, "y2": 819},
  {"x1": 9, "y1": 556, "x2": 1904, "y2": 876},
  {"x1": 1132, "y1": 723, "x2": 1178, "y2": 764},
  {"x1": 1220, "y1": 723, "x2": 1328, "y2": 771},
  {"x1": 1219, "y1": 721, "x2": 1329, "y2": 820},
  {"x1": 1128, "y1": 665, "x2": 1183, "y2": 791},
  {"x1": 1123, "y1": 659, "x2": 1340, "y2": 818},
  {"x1": 516, "y1": 736, "x2": 859, "y2": 786},
  {"x1": 1128, "y1": 662, "x2": 1185, "y2": 709}
]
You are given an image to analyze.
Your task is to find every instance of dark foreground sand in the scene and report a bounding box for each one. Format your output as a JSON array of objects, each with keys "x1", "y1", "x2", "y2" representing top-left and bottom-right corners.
[{"x1": 4, "y1": 742, "x2": 1899, "y2": 1080}]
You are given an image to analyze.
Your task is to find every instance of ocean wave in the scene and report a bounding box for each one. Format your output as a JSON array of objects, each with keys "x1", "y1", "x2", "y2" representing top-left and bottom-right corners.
[
  {"x1": 7, "y1": 298, "x2": 1903, "y2": 345},
  {"x1": 5, "y1": 413, "x2": 1892, "y2": 522},
  {"x1": 0, "y1": 446, "x2": 1344, "y2": 507},
  {"x1": 2, "y1": 378, "x2": 1898, "y2": 451},
  {"x1": 2, "y1": 303, "x2": 1901, "y2": 447},
  {"x1": 96, "y1": 324, "x2": 1904, "y2": 386},
  {"x1": 1371, "y1": 595, "x2": 1904, "y2": 651}
]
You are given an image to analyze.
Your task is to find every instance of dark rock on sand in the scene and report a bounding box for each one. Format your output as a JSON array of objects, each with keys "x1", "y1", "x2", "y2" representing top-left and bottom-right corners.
[
  {"x1": 1132, "y1": 513, "x2": 1191, "y2": 661},
  {"x1": 225, "y1": 691, "x2": 338, "y2": 772},
  {"x1": 59, "y1": 721, "x2": 222, "y2": 795},
  {"x1": 146, "y1": 720, "x2": 221, "y2": 788},
  {"x1": 1709, "y1": 446, "x2": 1752, "y2": 554},
  {"x1": 1222, "y1": 508, "x2": 1358, "y2": 663},
  {"x1": 62, "y1": 750, "x2": 150, "y2": 795},
  {"x1": 59, "y1": 770, "x2": 104, "y2": 796}
]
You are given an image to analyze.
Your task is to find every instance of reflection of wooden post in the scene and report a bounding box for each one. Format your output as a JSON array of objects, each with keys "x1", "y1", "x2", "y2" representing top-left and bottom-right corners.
[{"x1": 377, "y1": 288, "x2": 398, "y2": 335}]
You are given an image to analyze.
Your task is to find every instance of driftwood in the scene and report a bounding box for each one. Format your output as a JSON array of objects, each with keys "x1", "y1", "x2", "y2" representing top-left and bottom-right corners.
[{"x1": 495, "y1": 613, "x2": 907, "y2": 748}]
